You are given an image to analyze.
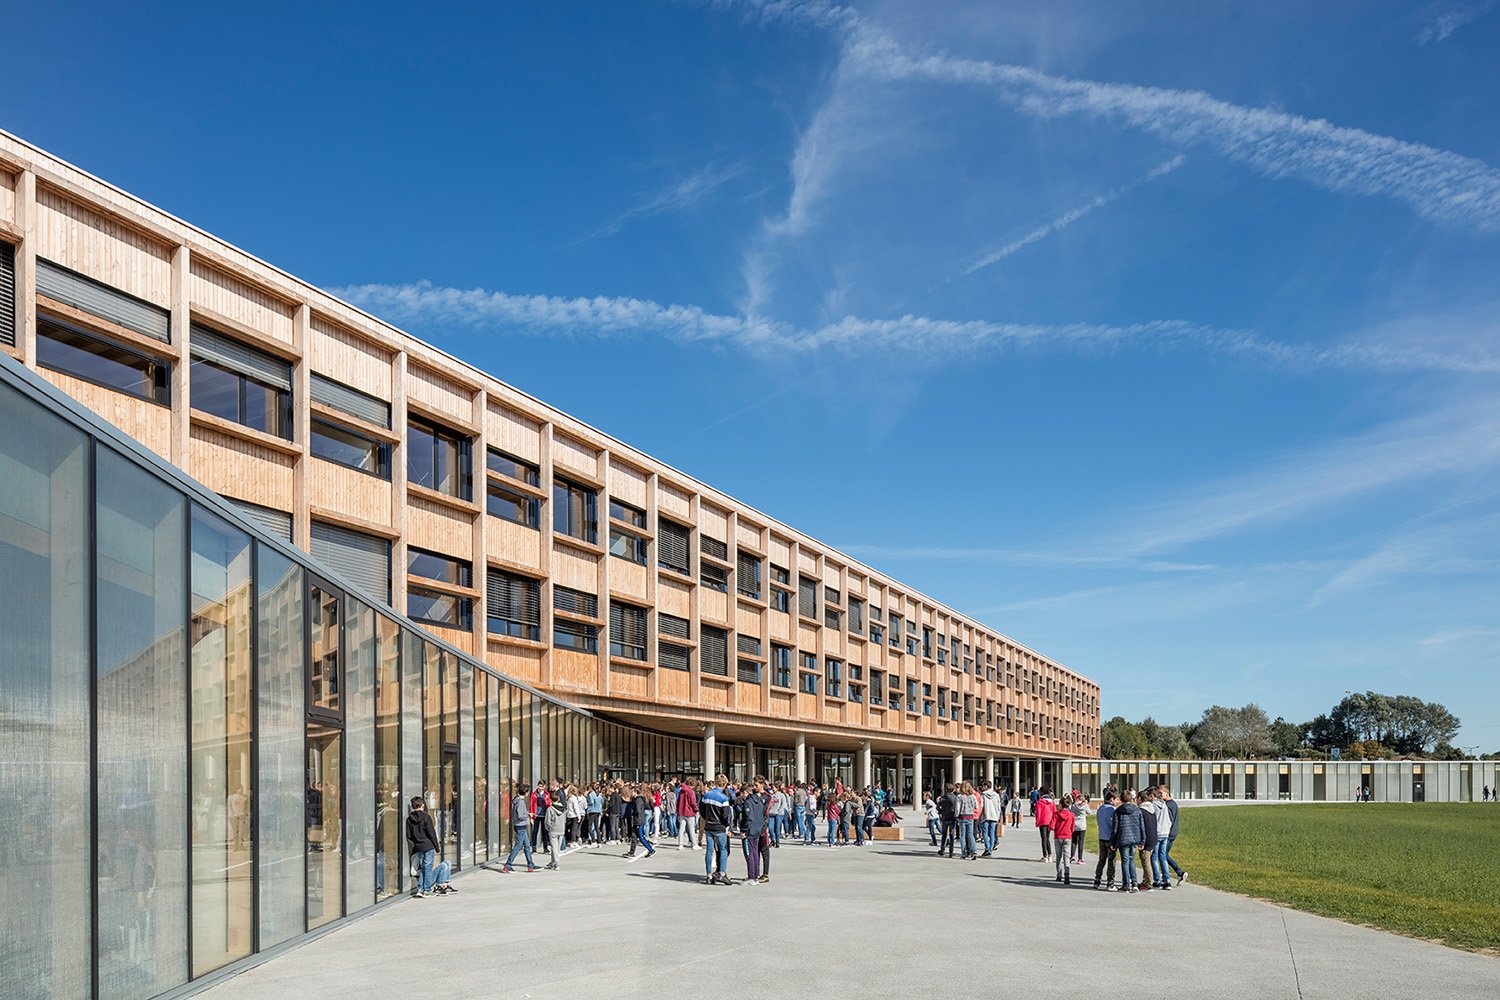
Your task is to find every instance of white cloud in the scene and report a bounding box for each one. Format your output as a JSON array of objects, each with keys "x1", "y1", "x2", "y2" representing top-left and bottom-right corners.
[
  {"x1": 335, "y1": 280, "x2": 1500, "y2": 376},
  {"x1": 1309, "y1": 513, "x2": 1500, "y2": 606},
  {"x1": 963, "y1": 154, "x2": 1186, "y2": 275},
  {"x1": 573, "y1": 161, "x2": 747, "y2": 244},
  {"x1": 1416, "y1": 0, "x2": 1497, "y2": 44}
]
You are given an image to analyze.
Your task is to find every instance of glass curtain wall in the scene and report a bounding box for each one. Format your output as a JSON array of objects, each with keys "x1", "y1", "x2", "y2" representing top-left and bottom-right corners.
[{"x1": 0, "y1": 364, "x2": 709, "y2": 1000}]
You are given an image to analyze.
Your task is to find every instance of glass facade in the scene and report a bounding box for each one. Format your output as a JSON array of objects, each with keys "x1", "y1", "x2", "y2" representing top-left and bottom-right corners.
[{"x1": 0, "y1": 361, "x2": 706, "y2": 1000}]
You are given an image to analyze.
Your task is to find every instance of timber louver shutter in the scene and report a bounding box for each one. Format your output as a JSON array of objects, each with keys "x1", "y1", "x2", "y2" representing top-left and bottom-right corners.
[
  {"x1": 310, "y1": 521, "x2": 391, "y2": 604},
  {"x1": 798, "y1": 577, "x2": 817, "y2": 619},
  {"x1": 0, "y1": 242, "x2": 14, "y2": 348},
  {"x1": 36, "y1": 259, "x2": 171, "y2": 342},
  {"x1": 609, "y1": 602, "x2": 647, "y2": 658},
  {"x1": 700, "y1": 625, "x2": 728, "y2": 676},
  {"x1": 658, "y1": 613, "x2": 690, "y2": 640},
  {"x1": 487, "y1": 569, "x2": 541, "y2": 640},
  {"x1": 659, "y1": 520, "x2": 690, "y2": 574},
  {"x1": 700, "y1": 536, "x2": 727, "y2": 561},
  {"x1": 311, "y1": 372, "x2": 391, "y2": 428},
  {"x1": 230, "y1": 499, "x2": 293, "y2": 543},
  {"x1": 553, "y1": 585, "x2": 598, "y2": 617},
  {"x1": 659, "y1": 643, "x2": 691, "y2": 671},
  {"x1": 191, "y1": 324, "x2": 292, "y2": 391},
  {"x1": 736, "y1": 553, "x2": 760, "y2": 596}
]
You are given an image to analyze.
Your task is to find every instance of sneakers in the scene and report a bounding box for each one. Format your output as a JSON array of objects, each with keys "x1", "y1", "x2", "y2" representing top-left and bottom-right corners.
[
  {"x1": 1055, "y1": 874, "x2": 1063, "y2": 883},
  {"x1": 414, "y1": 890, "x2": 427, "y2": 898},
  {"x1": 1159, "y1": 883, "x2": 1172, "y2": 891},
  {"x1": 1064, "y1": 874, "x2": 1071, "y2": 885},
  {"x1": 544, "y1": 862, "x2": 558, "y2": 870},
  {"x1": 1177, "y1": 872, "x2": 1188, "y2": 886},
  {"x1": 703, "y1": 875, "x2": 714, "y2": 885},
  {"x1": 758, "y1": 875, "x2": 770, "y2": 884},
  {"x1": 500, "y1": 866, "x2": 512, "y2": 874},
  {"x1": 1093, "y1": 880, "x2": 1101, "y2": 889},
  {"x1": 981, "y1": 851, "x2": 992, "y2": 858}
]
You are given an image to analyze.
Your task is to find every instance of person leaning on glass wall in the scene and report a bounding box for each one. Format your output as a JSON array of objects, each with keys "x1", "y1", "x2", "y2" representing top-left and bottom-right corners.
[{"x1": 405, "y1": 796, "x2": 457, "y2": 897}]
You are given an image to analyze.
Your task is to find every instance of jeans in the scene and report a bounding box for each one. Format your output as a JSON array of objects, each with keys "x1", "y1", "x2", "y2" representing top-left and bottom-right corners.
[
  {"x1": 1094, "y1": 842, "x2": 1117, "y2": 886},
  {"x1": 586, "y1": 812, "x2": 601, "y2": 843},
  {"x1": 677, "y1": 814, "x2": 698, "y2": 848},
  {"x1": 505, "y1": 825, "x2": 536, "y2": 868},
  {"x1": 927, "y1": 817, "x2": 939, "y2": 846},
  {"x1": 1163, "y1": 834, "x2": 1184, "y2": 877},
  {"x1": 704, "y1": 830, "x2": 729, "y2": 875},
  {"x1": 1118, "y1": 842, "x2": 1138, "y2": 888},
  {"x1": 1151, "y1": 839, "x2": 1170, "y2": 885},
  {"x1": 415, "y1": 848, "x2": 435, "y2": 892},
  {"x1": 768, "y1": 814, "x2": 782, "y2": 845},
  {"x1": 666, "y1": 813, "x2": 678, "y2": 837},
  {"x1": 958, "y1": 818, "x2": 976, "y2": 857},
  {"x1": 1010, "y1": 811, "x2": 1021, "y2": 827},
  {"x1": 800, "y1": 809, "x2": 814, "y2": 844},
  {"x1": 981, "y1": 819, "x2": 998, "y2": 853},
  {"x1": 826, "y1": 819, "x2": 836, "y2": 846}
]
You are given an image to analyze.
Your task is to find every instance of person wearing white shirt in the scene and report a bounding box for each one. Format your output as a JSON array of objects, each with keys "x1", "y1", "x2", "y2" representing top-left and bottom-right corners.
[{"x1": 979, "y1": 781, "x2": 1003, "y2": 857}]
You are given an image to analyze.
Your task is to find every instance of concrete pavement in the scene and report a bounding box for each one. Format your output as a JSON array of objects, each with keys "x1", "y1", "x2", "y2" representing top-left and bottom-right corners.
[{"x1": 199, "y1": 816, "x2": 1500, "y2": 1000}]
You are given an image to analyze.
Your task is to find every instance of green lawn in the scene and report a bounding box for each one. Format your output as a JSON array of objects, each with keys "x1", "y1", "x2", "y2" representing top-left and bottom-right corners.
[{"x1": 1088, "y1": 803, "x2": 1500, "y2": 952}]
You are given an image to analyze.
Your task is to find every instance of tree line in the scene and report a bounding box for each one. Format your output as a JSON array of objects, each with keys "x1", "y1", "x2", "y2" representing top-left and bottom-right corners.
[{"x1": 1100, "y1": 691, "x2": 1474, "y2": 761}]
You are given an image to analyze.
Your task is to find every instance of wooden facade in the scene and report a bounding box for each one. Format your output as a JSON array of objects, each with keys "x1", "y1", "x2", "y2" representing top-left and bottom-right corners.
[{"x1": 0, "y1": 131, "x2": 1100, "y2": 766}]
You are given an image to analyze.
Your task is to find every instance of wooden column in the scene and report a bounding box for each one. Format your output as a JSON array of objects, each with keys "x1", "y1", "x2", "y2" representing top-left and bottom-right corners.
[{"x1": 16, "y1": 170, "x2": 36, "y2": 365}]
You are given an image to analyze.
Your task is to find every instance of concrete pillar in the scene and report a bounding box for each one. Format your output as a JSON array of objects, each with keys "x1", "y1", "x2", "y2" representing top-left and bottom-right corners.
[
  {"x1": 1013, "y1": 757, "x2": 1021, "y2": 794},
  {"x1": 704, "y1": 724, "x2": 716, "y2": 778},
  {"x1": 859, "y1": 740, "x2": 872, "y2": 788},
  {"x1": 985, "y1": 754, "x2": 996, "y2": 786},
  {"x1": 912, "y1": 745, "x2": 924, "y2": 801},
  {"x1": 795, "y1": 732, "x2": 807, "y2": 782},
  {"x1": 897, "y1": 753, "x2": 905, "y2": 800},
  {"x1": 747, "y1": 741, "x2": 756, "y2": 780},
  {"x1": 953, "y1": 750, "x2": 964, "y2": 786}
]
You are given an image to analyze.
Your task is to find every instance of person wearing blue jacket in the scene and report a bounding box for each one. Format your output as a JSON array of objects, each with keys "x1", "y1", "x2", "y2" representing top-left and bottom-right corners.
[
  {"x1": 1110, "y1": 790, "x2": 1145, "y2": 894},
  {"x1": 1092, "y1": 789, "x2": 1120, "y2": 890},
  {"x1": 700, "y1": 777, "x2": 734, "y2": 885}
]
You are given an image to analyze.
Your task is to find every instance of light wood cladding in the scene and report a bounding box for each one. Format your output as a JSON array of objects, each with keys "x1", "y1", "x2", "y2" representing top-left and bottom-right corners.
[
  {"x1": 190, "y1": 261, "x2": 295, "y2": 346},
  {"x1": 35, "y1": 188, "x2": 172, "y2": 308},
  {"x1": 1, "y1": 131, "x2": 1102, "y2": 762}
]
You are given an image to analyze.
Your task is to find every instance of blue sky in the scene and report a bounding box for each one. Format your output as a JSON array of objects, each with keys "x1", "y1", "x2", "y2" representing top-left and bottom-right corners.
[{"x1": 9, "y1": 1, "x2": 1500, "y2": 749}]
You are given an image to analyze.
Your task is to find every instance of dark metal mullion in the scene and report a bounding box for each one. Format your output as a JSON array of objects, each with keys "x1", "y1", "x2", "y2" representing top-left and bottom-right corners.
[
  {"x1": 248, "y1": 541, "x2": 261, "y2": 957},
  {"x1": 87, "y1": 439, "x2": 99, "y2": 1000},
  {"x1": 337, "y1": 589, "x2": 348, "y2": 922},
  {"x1": 301, "y1": 573, "x2": 311, "y2": 935},
  {"x1": 183, "y1": 504, "x2": 195, "y2": 980}
]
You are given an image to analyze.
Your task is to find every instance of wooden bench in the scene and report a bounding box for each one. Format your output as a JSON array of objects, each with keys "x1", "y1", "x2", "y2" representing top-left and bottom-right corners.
[{"x1": 871, "y1": 826, "x2": 904, "y2": 841}]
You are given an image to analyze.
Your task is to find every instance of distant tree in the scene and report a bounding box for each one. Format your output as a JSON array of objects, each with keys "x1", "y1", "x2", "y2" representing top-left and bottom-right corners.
[
  {"x1": 1347, "y1": 739, "x2": 1393, "y2": 760},
  {"x1": 1326, "y1": 691, "x2": 1460, "y2": 756},
  {"x1": 1430, "y1": 742, "x2": 1466, "y2": 761},
  {"x1": 1101, "y1": 716, "x2": 1150, "y2": 759},
  {"x1": 1269, "y1": 716, "x2": 1304, "y2": 756},
  {"x1": 1190, "y1": 704, "x2": 1275, "y2": 759}
]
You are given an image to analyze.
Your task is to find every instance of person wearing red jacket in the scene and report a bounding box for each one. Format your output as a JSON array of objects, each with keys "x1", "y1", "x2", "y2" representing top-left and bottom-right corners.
[
  {"x1": 1051, "y1": 793, "x2": 1077, "y2": 884},
  {"x1": 1034, "y1": 788, "x2": 1057, "y2": 862}
]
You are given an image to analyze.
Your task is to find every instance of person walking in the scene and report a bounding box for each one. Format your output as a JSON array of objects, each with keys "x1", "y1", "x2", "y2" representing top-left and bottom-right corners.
[
  {"x1": 501, "y1": 783, "x2": 539, "y2": 873},
  {"x1": 767, "y1": 783, "x2": 787, "y2": 847},
  {"x1": 1158, "y1": 784, "x2": 1186, "y2": 886},
  {"x1": 922, "y1": 790, "x2": 941, "y2": 846},
  {"x1": 1092, "y1": 789, "x2": 1119, "y2": 890},
  {"x1": 1009, "y1": 790, "x2": 1023, "y2": 828},
  {"x1": 1051, "y1": 793, "x2": 1077, "y2": 885},
  {"x1": 625, "y1": 785, "x2": 656, "y2": 859},
  {"x1": 1111, "y1": 789, "x2": 1144, "y2": 893},
  {"x1": 676, "y1": 779, "x2": 699, "y2": 850},
  {"x1": 1034, "y1": 787, "x2": 1057, "y2": 862},
  {"x1": 701, "y1": 777, "x2": 733, "y2": 884},
  {"x1": 980, "y1": 781, "x2": 1002, "y2": 858}
]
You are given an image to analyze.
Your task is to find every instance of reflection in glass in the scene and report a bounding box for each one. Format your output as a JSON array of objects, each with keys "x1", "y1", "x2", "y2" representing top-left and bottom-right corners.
[
  {"x1": 257, "y1": 547, "x2": 305, "y2": 949},
  {"x1": 0, "y1": 385, "x2": 92, "y2": 1000},
  {"x1": 305, "y1": 721, "x2": 343, "y2": 929},
  {"x1": 189, "y1": 506, "x2": 254, "y2": 976},
  {"x1": 96, "y1": 450, "x2": 188, "y2": 999},
  {"x1": 375, "y1": 615, "x2": 402, "y2": 900},
  {"x1": 345, "y1": 597, "x2": 375, "y2": 914}
]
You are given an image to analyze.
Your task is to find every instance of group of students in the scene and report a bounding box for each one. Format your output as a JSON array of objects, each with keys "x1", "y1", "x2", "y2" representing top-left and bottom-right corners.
[
  {"x1": 920, "y1": 781, "x2": 1015, "y2": 858},
  {"x1": 1063, "y1": 783, "x2": 1187, "y2": 892}
]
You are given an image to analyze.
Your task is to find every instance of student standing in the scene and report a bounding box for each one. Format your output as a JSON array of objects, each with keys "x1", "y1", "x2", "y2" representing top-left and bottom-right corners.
[
  {"x1": 701, "y1": 777, "x2": 733, "y2": 884},
  {"x1": 1034, "y1": 787, "x2": 1057, "y2": 862},
  {"x1": 956, "y1": 783, "x2": 979, "y2": 861},
  {"x1": 980, "y1": 781, "x2": 1002, "y2": 857},
  {"x1": 544, "y1": 794, "x2": 567, "y2": 869},
  {"x1": 1136, "y1": 789, "x2": 1159, "y2": 891},
  {"x1": 1111, "y1": 790, "x2": 1144, "y2": 893},
  {"x1": 676, "y1": 780, "x2": 699, "y2": 850},
  {"x1": 1092, "y1": 790, "x2": 1119, "y2": 890},
  {"x1": 937, "y1": 785, "x2": 958, "y2": 858},
  {"x1": 922, "y1": 791, "x2": 941, "y2": 846},
  {"x1": 743, "y1": 779, "x2": 772, "y2": 883},
  {"x1": 501, "y1": 783, "x2": 539, "y2": 873},
  {"x1": 1050, "y1": 793, "x2": 1076, "y2": 884},
  {"x1": 1068, "y1": 794, "x2": 1091, "y2": 864},
  {"x1": 1009, "y1": 791, "x2": 1023, "y2": 828},
  {"x1": 1158, "y1": 785, "x2": 1186, "y2": 885}
]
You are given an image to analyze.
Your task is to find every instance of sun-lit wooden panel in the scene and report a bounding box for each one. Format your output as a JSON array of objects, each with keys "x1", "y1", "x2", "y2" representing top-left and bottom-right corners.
[
  {"x1": 612, "y1": 558, "x2": 648, "y2": 600},
  {"x1": 407, "y1": 362, "x2": 472, "y2": 423},
  {"x1": 552, "y1": 431, "x2": 599, "y2": 480},
  {"x1": 769, "y1": 614, "x2": 791, "y2": 644},
  {"x1": 310, "y1": 459, "x2": 391, "y2": 528},
  {"x1": 406, "y1": 496, "x2": 473, "y2": 558},
  {"x1": 38, "y1": 370, "x2": 172, "y2": 458},
  {"x1": 610, "y1": 665, "x2": 649, "y2": 698},
  {"x1": 734, "y1": 519, "x2": 761, "y2": 552},
  {"x1": 551, "y1": 547, "x2": 598, "y2": 592},
  {"x1": 552, "y1": 650, "x2": 600, "y2": 691},
  {"x1": 35, "y1": 189, "x2": 172, "y2": 308},
  {"x1": 191, "y1": 261, "x2": 295, "y2": 346},
  {"x1": 658, "y1": 579, "x2": 690, "y2": 619},
  {"x1": 491, "y1": 645, "x2": 543, "y2": 686},
  {"x1": 0, "y1": 171, "x2": 15, "y2": 226},
  {"x1": 822, "y1": 564, "x2": 841, "y2": 590},
  {"x1": 658, "y1": 669, "x2": 690, "y2": 703},
  {"x1": 610, "y1": 461, "x2": 648, "y2": 507},
  {"x1": 488, "y1": 404, "x2": 541, "y2": 463},
  {"x1": 768, "y1": 534, "x2": 791, "y2": 566},
  {"x1": 698, "y1": 503, "x2": 728, "y2": 543},
  {"x1": 487, "y1": 517, "x2": 541, "y2": 571},
  {"x1": 310, "y1": 316, "x2": 391, "y2": 398},
  {"x1": 189, "y1": 425, "x2": 294, "y2": 508},
  {"x1": 657, "y1": 483, "x2": 690, "y2": 521},
  {"x1": 736, "y1": 606, "x2": 760, "y2": 635},
  {"x1": 798, "y1": 622, "x2": 818, "y2": 648},
  {"x1": 699, "y1": 587, "x2": 728, "y2": 626},
  {"x1": 698, "y1": 680, "x2": 729, "y2": 710}
]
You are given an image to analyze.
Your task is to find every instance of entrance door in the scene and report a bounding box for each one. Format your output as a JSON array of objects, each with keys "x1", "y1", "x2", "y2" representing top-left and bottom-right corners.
[
  {"x1": 441, "y1": 745, "x2": 460, "y2": 868},
  {"x1": 306, "y1": 575, "x2": 346, "y2": 930}
]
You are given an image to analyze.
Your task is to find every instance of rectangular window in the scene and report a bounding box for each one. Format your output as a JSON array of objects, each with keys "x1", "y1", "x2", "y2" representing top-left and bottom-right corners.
[
  {"x1": 311, "y1": 418, "x2": 391, "y2": 478},
  {"x1": 737, "y1": 634, "x2": 762, "y2": 657},
  {"x1": 609, "y1": 497, "x2": 646, "y2": 527},
  {"x1": 658, "y1": 613, "x2": 691, "y2": 640},
  {"x1": 701, "y1": 562, "x2": 728, "y2": 592},
  {"x1": 906, "y1": 679, "x2": 919, "y2": 713},
  {"x1": 486, "y1": 569, "x2": 540, "y2": 641},
  {"x1": 190, "y1": 327, "x2": 292, "y2": 438},
  {"x1": 848, "y1": 596, "x2": 864, "y2": 633},
  {"x1": 487, "y1": 481, "x2": 539, "y2": 528},
  {"x1": 407, "y1": 586, "x2": 472, "y2": 630},
  {"x1": 407, "y1": 547, "x2": 472, "y2": 587},
  {"x1": 36, "y1": 314, "x2": 170, "y2": 404},
  {"x1": 823, "y1": 607, "x2": 842, "y2": 630},
  {"x1": 798, "y1": 577, "x2": 818, "y2": 619},
  {"x1": 826, "y1": 588, "x2": 842, "y2": 606},
  {"x1": 311, "y1": 372, "x2": 391, "y2": 428},
  {"x1": 922, "y1": 683, "x2": 933, "y2": 716},
  {"x1": 850, "y1": 683, "x2": 863, "y2": 704},
  {"x1": 486, "y1": 448, "x2": 540, "y2": 486},
  {"x1": 889, "y1": 614, "x2": 902, "y2": 647},
  {"x1": 772, "y1": 587, "x2": 790, "y2": 613},
  {"x1": 408, "y1": 417, "x2": 473, "y2": 500},
  {"x1": 554, "y1": 619, "x2": 599, "y2": 653},
  {"x1": 553, "y1": 585, "x2": 599, "y2": 618},
  {"x1": 659, "y1": 642, "x2": 691, "y2": 671},
  {"x1": 700, "y1": 625, "x2": 729, "y2": 676},
  {"x1": 701, "y1": 536, "x2": 728, "y2": 561},
  {"x1": 937, "y1": 688, "x2": 948, "y2": 718},
  {"x1": 771, "y1": 645, "x2": 792, "y2": 687},
  {"x1": 825, "y1": 658, "x2": 842, "y2": 697},
  {"x1": 609, "y1": 602, "x2": 647, "y2": 660},
  {"x1": 799, "y1": 671, "x2": 819, "y2": 695},
  {"x1": 658, "y1": 520, "x2": 691, "y2": 575},
  {"x1": 870, "y1": 668, "x2": 885, "y2": 705},
  {"x1": 922, "y1": 627, "x2": 933, "y2": 658},
  {"x1": 609, "y1": 526, "x2": 648, "y2": 564},
  {"x1": 553, "y1": 477, "x2": 598, "y2": 543},
  {"x1": 736, "y1": 658, "x2": 762, "y2": 684},
  {"x1": 736, "y1": 553, "x2": 762, "y2": 598},
  {"x1": 870, "y1": 624, "x2": 884, "y2": 645}
]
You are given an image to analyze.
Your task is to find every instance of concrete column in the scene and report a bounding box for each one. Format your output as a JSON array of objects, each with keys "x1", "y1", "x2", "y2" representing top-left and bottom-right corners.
[
  {"x1": 704, "y1": 724, "x2": 716, "y2": 778},
  {"x1": 747, "y1": 741, "x2": 756, "y2": 780},
  {"x1": 953, "y1": 750, "x2": 964, "y2": 786},
  {"x1": 859, "y1": 740, "x2": 872, "y2": 788},
  {"x1": 795, "y1": 733, "x2": 807, "y2": 783},
  {"x1": 896, "y1": 753, "x2": 905, "y2": 800},
  {"x1": 985, "y1": 754, "x2": 996, "y2": 785},
  {"x1": 1013, "y1": 757, "x2": 1021, "y2": 794},
  {"x1": 912, "y1": 745, "x2": 924, "y2": 801}
]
